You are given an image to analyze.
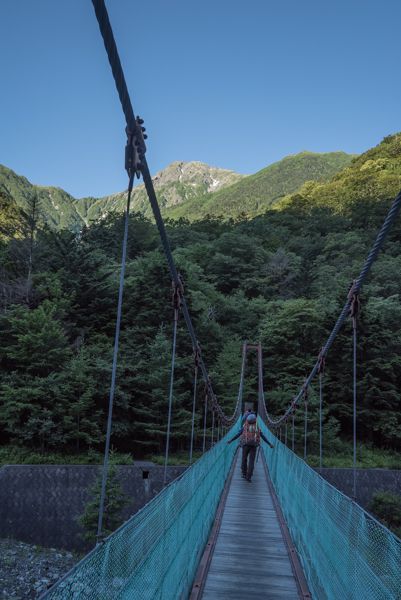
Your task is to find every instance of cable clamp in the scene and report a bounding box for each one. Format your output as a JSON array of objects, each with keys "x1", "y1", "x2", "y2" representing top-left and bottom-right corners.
[
  {"x1": 171, "y1": 274, "x2": 184, "y2": 321},
  {"x1": 347, "y1": 280, "x2": 361, "y2": 329},
  {"x1": 125, "y1": 116, "x2": 148, "y2": 183},
  {"x1": 193, "y1": 341, "x2": 201, "y2": 375},
  {"x1": 317, "y1": 346, "x2": 326, "y2": 377},
  {"x1": 302, "y1": 381, "x2": 309, "y2": 406}
]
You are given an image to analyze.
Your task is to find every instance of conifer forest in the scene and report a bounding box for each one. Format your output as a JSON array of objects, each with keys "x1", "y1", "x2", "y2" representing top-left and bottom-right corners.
[{"x1": 1, "y1": 133, "x2": 401, "y2": 468}]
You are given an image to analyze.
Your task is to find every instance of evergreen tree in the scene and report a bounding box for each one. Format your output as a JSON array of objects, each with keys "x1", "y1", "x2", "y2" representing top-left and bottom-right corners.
[
  {"x1": 76, "y1": 462, "x2": 131, "y2": 543},
  {"x1": 61, "y1": 345, "x2": 103, "y2": 450}
]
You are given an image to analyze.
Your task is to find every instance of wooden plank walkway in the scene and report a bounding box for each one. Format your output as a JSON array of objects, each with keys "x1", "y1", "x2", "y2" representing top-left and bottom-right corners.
[{"x1": 201, "y1": 451, "x2": 301, "y2": 600}]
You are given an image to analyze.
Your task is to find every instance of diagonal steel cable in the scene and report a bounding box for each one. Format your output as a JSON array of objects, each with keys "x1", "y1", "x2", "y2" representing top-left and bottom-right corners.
[
  {"x1": 91, "y1": 0, "x2": 239, "y2": 424},
  {"x1": 260, "y1": 188, "x2": 401, "y2": 426}
]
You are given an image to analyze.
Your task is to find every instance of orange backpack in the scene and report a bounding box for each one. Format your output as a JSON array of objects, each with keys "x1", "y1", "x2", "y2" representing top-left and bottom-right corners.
[{"x1": 242, "y1": 420, "x2": 261, "y2": 446}]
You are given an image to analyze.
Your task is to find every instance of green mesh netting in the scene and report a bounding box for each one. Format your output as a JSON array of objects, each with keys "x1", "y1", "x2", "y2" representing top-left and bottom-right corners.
[
  {"x1": 41, "y1": 423, "x2": 239, "y2": 600},
  {"x1": 259, "y1": 419, "x2": 401, "y2": 600}
]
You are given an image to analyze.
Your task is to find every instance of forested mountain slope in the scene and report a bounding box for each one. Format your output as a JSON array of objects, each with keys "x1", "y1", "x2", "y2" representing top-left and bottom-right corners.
[
  {"x1": 164, "y1": 150, "x2": 356, "y2": 220},
  {"x1": 75, "y1": 161, "x2": 247, "y2": 221},
  {"x1": 1, "y1": 134, "x2": 401, "y2": 468},
  {"x1": 277, "y1": 133, "x2": 401, "y2": 214},
  {"x1": 0, "y1": 151, "x2": 354, "y2": 230},
  {"x1": 0, "y1": 165, "x2": 84, "y2": 231}
]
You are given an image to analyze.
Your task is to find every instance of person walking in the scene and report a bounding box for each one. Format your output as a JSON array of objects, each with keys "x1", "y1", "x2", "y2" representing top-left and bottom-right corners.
[{"x1": 227, "y1": 413, "x2": 274, "y2": 483}]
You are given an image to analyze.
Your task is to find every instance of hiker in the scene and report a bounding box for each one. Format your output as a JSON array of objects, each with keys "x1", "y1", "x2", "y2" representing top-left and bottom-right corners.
[
  {"x1": 241, "y1": 409, "x2": 251, "y2": 424},
  {"x1": 227, "y1": 413, "x2": 274, "y2": 483}
]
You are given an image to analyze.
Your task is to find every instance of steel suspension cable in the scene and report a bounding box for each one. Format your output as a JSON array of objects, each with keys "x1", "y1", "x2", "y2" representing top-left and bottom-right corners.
[
  {"x1": 259, "y1": 188, "x2": 401, "y2": 427},
  {"x1": 91, "y1": 0, "x2": 239, "y2": 426}
]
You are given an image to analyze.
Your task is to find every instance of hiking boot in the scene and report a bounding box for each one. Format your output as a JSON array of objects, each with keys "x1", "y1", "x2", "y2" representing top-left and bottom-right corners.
[
  {"x1": 241, "y1": 474, "x2": 246, "y2": 479},
  {"x1": 245, "y1": 479, "x2": 252, "y2": 483}
]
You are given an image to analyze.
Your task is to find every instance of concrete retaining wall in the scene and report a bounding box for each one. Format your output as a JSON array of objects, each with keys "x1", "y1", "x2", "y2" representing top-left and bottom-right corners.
[
  {"x1": 0, "y1": 464, "x2": 187, "y2": 553},
  {"x1": 1, "y1": 464, "x2": 400, "y2": 553},
  {"x1": 313, "y1": 468, "x2": 401, "y2": 509}
]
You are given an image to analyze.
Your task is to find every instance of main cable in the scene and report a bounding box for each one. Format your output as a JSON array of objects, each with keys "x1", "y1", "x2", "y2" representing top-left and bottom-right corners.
[
  {"x1": 260, "y1": 188, "x2": 401, "y2": 426},
  {"x1": 91, "y1": 0, "x2": 237, "y2": 424}
]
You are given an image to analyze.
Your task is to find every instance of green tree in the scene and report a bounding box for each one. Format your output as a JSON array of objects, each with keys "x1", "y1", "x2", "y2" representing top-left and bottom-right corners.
[
  {"x1": 76, "y1": 462, "x2": 132, "y2": 543},
  {"x1": 61, "y1": 345, "x2": 103, "y2": 450},
  {"x1": 369, "y1": 490, "x2": 401, "y2": 538}
]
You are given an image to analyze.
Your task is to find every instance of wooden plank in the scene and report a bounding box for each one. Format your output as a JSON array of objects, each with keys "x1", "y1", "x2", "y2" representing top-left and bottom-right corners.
[{"x1": 201, "y1": 453, "x2": 302, "y2": 600}]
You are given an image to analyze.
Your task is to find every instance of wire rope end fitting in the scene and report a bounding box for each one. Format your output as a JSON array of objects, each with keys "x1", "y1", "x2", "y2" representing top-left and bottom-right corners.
[
  {"x1": 317, "y1": 346, "x2": 326, "y2": 380},
  {"x1": 193, "y1": 341, "x2": 201, "y2": 375},
  {"x1": 125, "y1": 116, "x2": 148, "y2": 187},
  {"x1": 302, "y1": 381, "x2": 309, "y2": 406},
  {"x1": 347, "y1": 280, "x2": 361, "y2": 329},
  {"x1": 171, "y1": 274, "x2": 184, "y2": 321}
]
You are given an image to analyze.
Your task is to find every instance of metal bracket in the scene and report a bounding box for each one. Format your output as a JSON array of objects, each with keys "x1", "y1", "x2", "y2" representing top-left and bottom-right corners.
[
  {"x1": 347, "y1": 280, "x2": 361, "y2": 329},
  {"x1": 171, "y1": 274, "x2": 184, "y2": 321},
  {"x1": 125, "y1": 116, "x2": 148, "y2": 184},
  {"x1": 302, "y1": 380, "x2": 309, "y2": 405},
  {"x1": 193, "y1": 341, "x2": 201, "y2": 375}
]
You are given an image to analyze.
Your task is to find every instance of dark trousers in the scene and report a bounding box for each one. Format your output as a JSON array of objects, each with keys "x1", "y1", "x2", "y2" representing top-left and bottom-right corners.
[{"x1": 241, "y1": 444, "x2": 257, "y2": 480}]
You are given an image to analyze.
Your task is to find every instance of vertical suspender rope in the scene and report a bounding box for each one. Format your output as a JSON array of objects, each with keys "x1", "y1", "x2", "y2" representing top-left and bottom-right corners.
[
  {"x1": 348, "y1": 280, "x2": 360, "y2": 501},
  {"x1": 203, "y1": 378, "x2": 210, "y2": 454},
  {"x1": 285, "y1": 418, "x2": 288, "y2": 447},
  {"x1": 97, "y1": 181, "x2": 132, "y2": 543},
  {"x1": 353, "y1": 326, "x2": 357, "y2": 499},
  {"x1": 211, "y1": 410, "x2": 215, "y2": 446},
  {"x1": 319, "y1": 375, "x2": 323, "y2": 474},
  {"x1": 164, "y1": 278, "x2": 183, "y2": 485},
  {"x1": 164, "y1": 318, "x2": 178, "y2": 485},
  {"x1": 203, "y1": 399, "x2": 207, "y2": 451},
  {"x1": 190, "y1": 343, "x2": 201, "y2": 466},
  {"x1": 217, "y1": 418, "x2": 220, "y2": 442},
  {"x1": 303, "y1": 381, "x2": 308, "y2": 461},
  {"x1": 189, "y1": 369, "x2": 197, "y2": 466},
  {"x1": 318, "y1": 348, "x2": 325, "y2": 475},
  {"x1": 292, "y1": 401, "x2": 295, "y2": 452}
]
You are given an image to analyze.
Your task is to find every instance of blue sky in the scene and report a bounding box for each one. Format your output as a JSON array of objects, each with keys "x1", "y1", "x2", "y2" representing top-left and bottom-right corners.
[{"x1": 1, "y1": 0, "x2": 400, "y2": 199}]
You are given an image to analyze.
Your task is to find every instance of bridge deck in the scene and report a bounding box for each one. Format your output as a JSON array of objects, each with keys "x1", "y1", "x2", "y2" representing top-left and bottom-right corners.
[{"x1": 201, "y1": 452, "x2": 301, "y2": 600}]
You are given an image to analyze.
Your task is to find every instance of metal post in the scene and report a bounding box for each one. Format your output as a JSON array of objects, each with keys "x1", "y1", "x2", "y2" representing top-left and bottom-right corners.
[
  {"x1": 164, "y1": 319, "x2": 178, "y2": 485},
  {"x1": 189, "y1": 371, "x2": 197, "y2": 466}
]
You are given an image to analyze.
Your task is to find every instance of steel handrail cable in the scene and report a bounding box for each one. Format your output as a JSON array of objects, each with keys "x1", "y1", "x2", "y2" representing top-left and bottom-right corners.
[
  {"x1": 91, "y1": 0, "x2": 238, "y2": 424},
  {"x1": 260, "y1": 188, "x2": 401, "y2": 426}
]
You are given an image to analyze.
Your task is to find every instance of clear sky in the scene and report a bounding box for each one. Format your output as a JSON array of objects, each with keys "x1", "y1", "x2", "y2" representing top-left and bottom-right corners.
[{"x1": 1, "y1": 0, "x2": 400, "y2": 199}]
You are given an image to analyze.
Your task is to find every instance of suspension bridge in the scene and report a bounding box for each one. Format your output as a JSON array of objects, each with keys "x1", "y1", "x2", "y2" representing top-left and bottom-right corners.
[{"x1": 38, "y1": 1, "x2": 401, "y2": 598}]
